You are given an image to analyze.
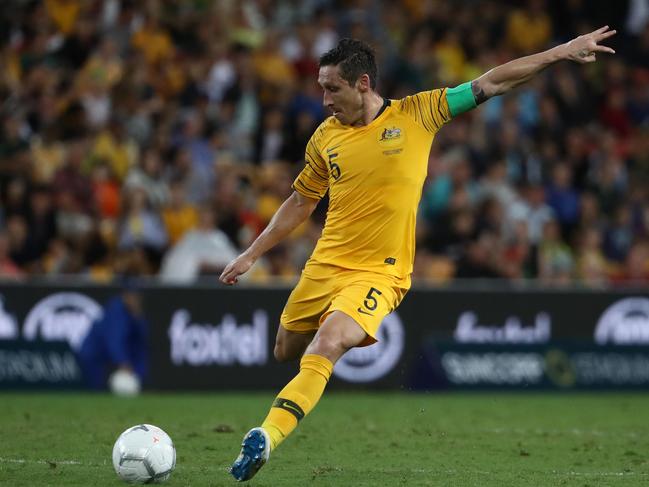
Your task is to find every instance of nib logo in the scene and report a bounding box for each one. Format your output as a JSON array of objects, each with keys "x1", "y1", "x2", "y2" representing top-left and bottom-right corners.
[
  {"x1": 23, "y1": 293, "x2": 102, "y2": 350},
  {"x1": 595, "y1": 297, "x2": 649, "y2": 345}
]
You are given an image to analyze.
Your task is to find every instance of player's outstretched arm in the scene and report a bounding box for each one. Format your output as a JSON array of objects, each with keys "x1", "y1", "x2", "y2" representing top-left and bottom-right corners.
[
  {"x1": 471, "y1": 26, "x2": 616, "y2": 105},
  {"x1": 219, "y1": 191, "x2": 319, "y2": 285}
]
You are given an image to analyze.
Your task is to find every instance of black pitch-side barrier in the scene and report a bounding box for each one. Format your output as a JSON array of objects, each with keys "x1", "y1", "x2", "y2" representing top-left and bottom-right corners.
[{"x1": 0, "y1": 281, "x2": 647, "y2": 390}]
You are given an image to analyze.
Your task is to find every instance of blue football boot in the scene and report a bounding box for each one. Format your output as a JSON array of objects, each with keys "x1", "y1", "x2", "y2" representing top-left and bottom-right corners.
[{"x1": 230, "y1": 427, "x2": 270, "y2": 482}]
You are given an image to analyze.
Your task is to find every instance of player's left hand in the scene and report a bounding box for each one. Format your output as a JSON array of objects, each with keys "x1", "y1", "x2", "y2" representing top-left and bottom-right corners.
[
  {"x1": 564, "y1": 26, "x2": 616, "y2": 64},
  {"x1": 219, "y1": 253, "x2": 255, "y2": 285}
]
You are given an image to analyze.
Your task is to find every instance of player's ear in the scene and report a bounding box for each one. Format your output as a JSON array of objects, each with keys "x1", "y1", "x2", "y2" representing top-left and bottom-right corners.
[{"x1": 356, "y1": 74, "x2": 371, "y2": 92}]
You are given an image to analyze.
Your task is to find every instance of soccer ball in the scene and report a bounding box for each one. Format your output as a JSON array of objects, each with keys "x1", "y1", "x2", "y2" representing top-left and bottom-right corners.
[
  {"x1": 109, "y1": 369, "x2": 141, "y2": 397},
  {"x1": 112, "y1": 424, "x2": 176, "y2": 484}
]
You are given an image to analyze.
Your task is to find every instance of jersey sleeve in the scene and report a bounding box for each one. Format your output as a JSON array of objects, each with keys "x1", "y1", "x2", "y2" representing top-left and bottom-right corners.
[
  {"x1": 395, "y1": 88, "x2": 452, "y2": 134},
  {"x1": 293, "y1": 126, "x2": 329, "y2": 200}
]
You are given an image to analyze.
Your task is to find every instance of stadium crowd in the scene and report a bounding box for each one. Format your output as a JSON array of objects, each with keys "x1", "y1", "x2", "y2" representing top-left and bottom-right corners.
[{"x1": 0, "y1": 0, "x2": 648, "y2": 286}]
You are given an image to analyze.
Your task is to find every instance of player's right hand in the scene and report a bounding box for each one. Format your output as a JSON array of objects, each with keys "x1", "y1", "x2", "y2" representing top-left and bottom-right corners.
[
  {"x1": 564, "y1": 25, "x2": 616, "y2": 64},
  {"x1": 219, "y1": 253, "x2": 255, "y2": 285}
]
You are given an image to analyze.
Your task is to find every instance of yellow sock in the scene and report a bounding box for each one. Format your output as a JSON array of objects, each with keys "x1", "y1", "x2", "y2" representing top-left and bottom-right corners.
[{"x1": 261, "y1": 353, "x2": 333, "y2": 450}]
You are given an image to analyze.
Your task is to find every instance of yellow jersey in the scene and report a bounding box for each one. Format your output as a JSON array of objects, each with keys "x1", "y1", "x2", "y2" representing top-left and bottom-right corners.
[{"x1": 293, "y1": 89, "x2": 452, "y2": 279}]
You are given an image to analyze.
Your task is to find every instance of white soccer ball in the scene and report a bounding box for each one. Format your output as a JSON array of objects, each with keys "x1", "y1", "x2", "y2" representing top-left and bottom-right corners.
[
  {"x1": 109, "y1": 369, "x2": 141, "y2": 397},
  {"x1": 112, "y1": 424, "x2": 176, "y2": 484}
]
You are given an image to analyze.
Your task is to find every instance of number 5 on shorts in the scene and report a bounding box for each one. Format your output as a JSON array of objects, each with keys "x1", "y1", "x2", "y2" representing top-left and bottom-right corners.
[{"x1": 363, "y1": 287, "x2": 382, "y2": 311}]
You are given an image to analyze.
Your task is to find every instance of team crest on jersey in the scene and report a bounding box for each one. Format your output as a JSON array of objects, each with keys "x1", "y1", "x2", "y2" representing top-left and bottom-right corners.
[
  {"x1": 378, "y1": 126, "x2": 405, "y2": 150},
  {"x1": 380, "y1": 127, "x2": 401, "y2": 141}
]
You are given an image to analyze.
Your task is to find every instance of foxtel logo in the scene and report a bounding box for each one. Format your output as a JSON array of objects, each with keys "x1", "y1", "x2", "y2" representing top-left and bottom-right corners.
[{"x1": 168, "y1": 309, "x2": 268, "y2": 366}]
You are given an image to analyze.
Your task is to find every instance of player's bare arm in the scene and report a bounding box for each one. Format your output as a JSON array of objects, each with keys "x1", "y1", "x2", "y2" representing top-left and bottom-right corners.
[
  {"x1": 219, "y1": 191, "x2": 319, "y2": 285},
  {"x1": 471, "y1": 26, "x2": 616, "y2": 104}
]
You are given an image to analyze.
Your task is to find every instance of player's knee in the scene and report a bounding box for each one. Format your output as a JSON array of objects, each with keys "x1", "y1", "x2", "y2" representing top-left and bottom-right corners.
[
  {"x1": 306, "y1": 334, "x2": 345, "y2": 362},
  {"x1": 273, "y1": 340, "x2": 300, "y2": 363},
  {"x1": 273, "y1": 343, "x2": 291, "y2": 362}
]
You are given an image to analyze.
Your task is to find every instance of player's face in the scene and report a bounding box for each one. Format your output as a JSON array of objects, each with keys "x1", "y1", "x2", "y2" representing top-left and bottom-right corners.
[{"x1": 318, "y1": 65, "x2": 364, "y2": 126}]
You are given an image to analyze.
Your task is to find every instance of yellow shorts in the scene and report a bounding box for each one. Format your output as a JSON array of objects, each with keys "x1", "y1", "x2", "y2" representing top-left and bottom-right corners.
[{"x1": 280, "y1": 262, "x2": 410, "y2": 346}]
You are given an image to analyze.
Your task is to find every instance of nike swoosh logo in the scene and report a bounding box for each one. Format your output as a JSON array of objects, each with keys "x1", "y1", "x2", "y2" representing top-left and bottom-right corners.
[
  {"x1": 284, "y1": 404, "x2": 302, "y2": 415},
  {"x1": 357, "y1": 307, "x2": 373, "y2": 316},
  {"x1": 326, "y1": 144, "x2": 341, "y2": 154}
]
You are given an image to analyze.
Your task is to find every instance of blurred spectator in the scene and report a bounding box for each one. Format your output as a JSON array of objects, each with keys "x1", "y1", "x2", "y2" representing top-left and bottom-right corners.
[
  {"x1": 508, "y1": 183, "x2": 555, "y2": 245},
  {"x1": 249, "y1": 244, "x2": 300, "y2": 283},
  {"x1": 160, "y1": 205, "x2": 238, "y2": 283},
  {"x1": 576, "y1": 192, "x2": 605, "y2": 234},
  {"x1": 610, "y1": 240, "x2": 649, "y2": 283},
  {"x1": 254, "y1": 106, "x2": 287, "y2": 164},
  {"x1": 131, "y1": 15, "x2": 174, "y2": 66},
  {"x1": 421, "y1": 154, "x2": 478, "y2": 221},
  {"x1": 24, "y1": 185, "x2": 57, "y2": 265},
  {"x1": 253, "y1": 30, "x2": 297, "y2": 91},
  {"x1": 124, "y1": 148, "x2": 169, "y2": 208},
  {"x1": 3, "y1": 177, "x2": 29, "y2": 219},
  {"x1": 117, "y1": 187, "x2": 167, "y2": 256},
  {"x1": 412, "y1": 249, "x2": 456, "y2": 283},
  {"x1": 0, "y1": 116, "x2": 30, "y2": 183},
  {"x1": 30, "y1": 128, "x2": 67, "y2": 184},
  {"x1": 425, "y1": 207, "x2": 477, "y2": 260},
  {"x1": 77, "y1": 283, "x2": 148, "y2": 390},
  {"x1": 603, "y1": 204, "x2": 635, "y2": 262},
  {"x1": 78, "y1": 37, "x2": 124, "y2": 91},
  {"x1": 575, "y1": 227, "x2": 609, "y2": 286},
  {"x1": 538, "y1": 219, "x2": 574, "y2": 285},
  {"x1": 455, "y1": 231, "x2": 503, "y2": 279},
  {"x1": 506, "y1": 0, "x2": 552, "y2": 54},
  {"x1": 90, "y1": 119, "x2": 138, "y2": 182},
  {"x1": 5, "y1": 215, "x2": 30, "y2": 269},
  {"x1": 502, "y1": 219, "x2": 532, "y2": 279},
  {"x1": 91, "y1": 160, "x2": 121, "y2": 220},
  {"x1": 628, "y1": 24, "x2": 649, "y2": 68},
  {"x1": 255, "y1": 162, "x2": 294, "y2": 224},
  {"x1": 477, "y1": 160, "x2": 518, "y2": 210},
  {"x1": 52, "y1": 139, "x2": 93, "y2": 215},
  {"x1": 0, "y1": 231, "x2": 23, "y2": 279},
  {"x1": 545, "y1": 163, "x2": 580, "y2": 238},
  {"x1": 45, "y1": 0, "x2": 82, "y2": 37},
  {"x1": 161, "y1": 179, "x2": 198, "y2": 245}
]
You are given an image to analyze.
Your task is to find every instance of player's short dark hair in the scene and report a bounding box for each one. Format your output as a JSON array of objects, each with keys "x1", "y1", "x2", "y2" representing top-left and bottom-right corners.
[{"x1": 319, "y1": 38, "x2": 378, "y2": 89}]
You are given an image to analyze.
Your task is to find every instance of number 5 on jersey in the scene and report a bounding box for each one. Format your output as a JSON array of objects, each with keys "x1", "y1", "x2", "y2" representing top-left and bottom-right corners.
[
  {"x1": 328, "y1": 152, "x2": 341, "y2": 180},
  {"x1": 357, "y1": 287, "x2": 382, "y2": 316}
]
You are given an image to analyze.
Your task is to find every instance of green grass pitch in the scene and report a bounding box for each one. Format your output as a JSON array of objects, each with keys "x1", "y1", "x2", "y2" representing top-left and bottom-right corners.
[{"x1": 1, "y1": 392, "x2": 649, "y2": 486}]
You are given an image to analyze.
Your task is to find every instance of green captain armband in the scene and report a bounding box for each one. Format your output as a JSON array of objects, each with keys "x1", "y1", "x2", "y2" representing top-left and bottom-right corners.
[{"x1": 446, "y1": 81, "x2": 477, "y2": 117}]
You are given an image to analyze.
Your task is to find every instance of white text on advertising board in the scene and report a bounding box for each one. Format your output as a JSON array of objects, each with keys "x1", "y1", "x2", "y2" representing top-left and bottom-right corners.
[
  {"x1": 169, "y1": 309, "x2": 268, "y2": 366},
  {"x1": 595, "y1": 297, "x2": 649, "y2": 345},
  {"x1": 0, "y1": 350, "x2": 80, "y2": 383},
  {"x1": 454, "y1": 311, "x2": 551, "y2": 344},
  {"x1": 442, "y1": 352, "x2": 545, "y2": 385},
  {"x1": 23, "y1": 293, "x2": 103, "y2": 351}
]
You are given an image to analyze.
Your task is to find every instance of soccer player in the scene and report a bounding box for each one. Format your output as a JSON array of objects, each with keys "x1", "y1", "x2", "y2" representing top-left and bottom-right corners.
[{"x1": 220, "y1": 26, "x2": 616, "y2": 481}]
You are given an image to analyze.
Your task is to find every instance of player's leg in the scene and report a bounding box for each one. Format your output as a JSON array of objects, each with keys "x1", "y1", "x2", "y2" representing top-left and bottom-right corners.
[
  {"x1": 231, "y1": 272, "x2": 409, "y2": 481},
  {"x1": 230, "y1": 312, "x2": 365, "y2": 482},
  {"x1": 273, "y1": 325, "x2": 315, "y2": 362},
  {"x1": 304, "y1": 310, "x2": 368, "y2": 360},
  {"x1": 230, "y1": 266, "x2": 333, "y2": 481},
  {"x1": 273, "y1": 267, "x2": 331, "y2": 362},
  {"x1": 256, "y1": 276, "x2": 409, "y2": 454},
  {"x1": 260, "y1": 311, "x2": 366, "y2": 449}
]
